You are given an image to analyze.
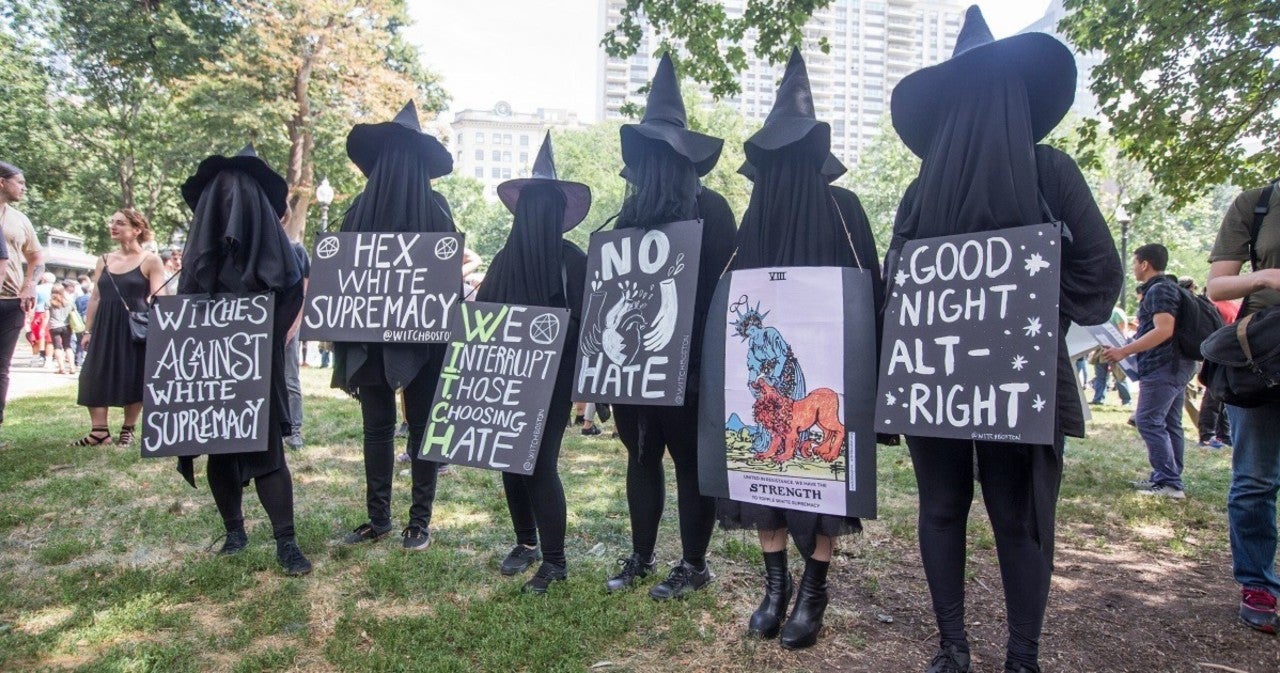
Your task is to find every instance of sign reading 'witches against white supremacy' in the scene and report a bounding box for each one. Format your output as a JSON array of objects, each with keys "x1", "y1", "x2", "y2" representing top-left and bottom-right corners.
[
  {"x1": 301, "y1": 232, "x2": 463, "y2": 343},
  {"x1": 876, "y1": 223, "x2": 1062, "y2": 445},
  {"x1": 142, "y1": 293, "x2": 274, "y2": 457}
]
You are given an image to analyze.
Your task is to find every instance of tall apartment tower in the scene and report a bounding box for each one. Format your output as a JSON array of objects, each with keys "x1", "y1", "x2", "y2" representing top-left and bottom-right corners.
[
  {"x1": 597, "y1": 0, "x2": 964, "y2": 164},
  {"x1": 1017, "y1": 0, "x2": 1100, "y2": 118}
]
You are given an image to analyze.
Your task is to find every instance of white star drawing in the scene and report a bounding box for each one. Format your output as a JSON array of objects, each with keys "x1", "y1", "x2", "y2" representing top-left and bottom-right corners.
[
  {"x1": 1024, "y1": 253, "x2": 1052, "y2": 276},
  {"x1": 1011, "y1": 355, "x2": 1027, "y2": 371},
  {"x1": 894, "y1": 269, "x2": 909, "y2": 287},
  {"x1": 885, "y1": 391, "x2": 897, "y2": 406},
  {"x1": 1032, "y1": 395, "x2": 1047, "y2": 412},
  {"x1": 1023, "y1": 316, "x2": 1043, "y2": 338}
]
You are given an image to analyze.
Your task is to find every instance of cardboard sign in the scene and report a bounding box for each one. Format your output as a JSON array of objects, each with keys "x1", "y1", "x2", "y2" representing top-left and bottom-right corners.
[
  {"x1": 142, "y1": 293, "x2": 275, "y2": 457},
  {"x1": 1085, "y1": 322, "x2": 1138, "y2": 380},
  {"x1": 421, "y1": 301, "x2": 569, "y2": 475},
  {"x1": 698, "y1": 267, "x2": 878, "y2": 519},
  {"x1": 301, "y1": 231, "x2": 463, "y2": 343},
  {"x1": 875, "y1": 223, "x2": 1062, "y2": 445},
  {"x1": 575, "y1": 220, "x2": 703, "y2": 405}
]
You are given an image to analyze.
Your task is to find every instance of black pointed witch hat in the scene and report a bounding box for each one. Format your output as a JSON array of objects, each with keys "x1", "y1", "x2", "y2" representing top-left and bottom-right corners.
[
  {"x1": 620, "y1": 53, "x2": 724, "y2": 177},
  {"x1": 346, "y1": 100, "x2": 454, "y2": 179},
  {"x1": 891, "y1": 5, "x2": 1076, "y2": 158},
  {"x1": 496, "y1": 132, "x2": 591, "y2": 232},
  {"x1": 738, "y1": 48, "x2": 846, "y2": 182},
  {"x1": 181, "y1": 143, "x2": 289, "y2": 217}
]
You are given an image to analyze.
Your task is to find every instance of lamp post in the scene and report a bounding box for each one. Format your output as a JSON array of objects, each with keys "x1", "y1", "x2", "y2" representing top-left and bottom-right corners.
[
  {"x1": 315, "y1": 177, "x2": 335, "y2": 232},
  {"x1": 1117, "y1": 202, "x2": 1131, "y2": 312}
]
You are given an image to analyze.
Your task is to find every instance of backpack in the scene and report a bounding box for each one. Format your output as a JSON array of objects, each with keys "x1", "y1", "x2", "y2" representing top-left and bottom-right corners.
[{"x1": 1172, "y1": 283, "x2": 1224, "y2": 361}]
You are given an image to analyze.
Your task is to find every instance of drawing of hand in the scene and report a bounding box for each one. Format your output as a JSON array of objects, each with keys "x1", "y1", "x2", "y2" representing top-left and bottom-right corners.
[{"x1": 642, "y1": 277, "x2": 678, "y2": 352}]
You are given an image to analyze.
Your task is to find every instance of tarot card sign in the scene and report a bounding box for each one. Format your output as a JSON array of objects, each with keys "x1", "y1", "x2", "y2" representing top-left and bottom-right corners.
[
  {"x1": 301, "y1": 231, "x2": 462, "y2": 343},
  {"x1": 875, "y1": 223, "x2": 1062, "y2": 445},
  {"x1": 421, "y1": 301, "x2": 569, "y2": 475},
  {"x1": 697, "y1": 267, "x2": 878, "y2": 519},
  {"x1": 142, "y1": 293, "x2": 275, "y2": 457},
  {"x1": 575, "y1": 220, "x2": 703, "y2": 405}
]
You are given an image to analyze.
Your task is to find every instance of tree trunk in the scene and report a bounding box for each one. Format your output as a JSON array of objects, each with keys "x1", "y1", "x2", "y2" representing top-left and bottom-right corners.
[{"x1": 282, "y1": 23, "x2": 330, "y2": 242}]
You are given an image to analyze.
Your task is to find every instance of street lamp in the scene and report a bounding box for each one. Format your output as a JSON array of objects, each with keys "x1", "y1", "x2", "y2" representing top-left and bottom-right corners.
[
  {"x1": 1116, "y1": 201, "x2": 1132, "y2": 312},
  {"x1": 315, "y1": 177, "x2": 335, "y2": 232}
]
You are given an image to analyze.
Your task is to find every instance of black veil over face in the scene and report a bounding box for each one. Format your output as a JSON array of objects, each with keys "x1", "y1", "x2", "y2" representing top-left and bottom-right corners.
[
  {"x1": 731, "y1": 139, "x2": 861, "y2": 270},
  {"x1": 477, "y1": 184, "x2": 567, "y2": 308},
  {"x1": 340, "y1": 144, "x2": 455, "y2": 235},
  {"x1": 180, "y1": 170, "x2": 301, "y2": 295},
  {"x1": 895, "y1": 70, "x2": 1042, "y2": 243},
  {"x1": 618, "y1": 141, "x2": 700, "y2": 230}
]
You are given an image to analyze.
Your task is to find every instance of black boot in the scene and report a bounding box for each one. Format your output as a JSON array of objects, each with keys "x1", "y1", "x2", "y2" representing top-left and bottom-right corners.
[
  {"x1": 779, "y1": 557, "x2": 829, "y2": 650},
  {"x1": 747, "y1": 550, "x2": 792, "y2": 639}
]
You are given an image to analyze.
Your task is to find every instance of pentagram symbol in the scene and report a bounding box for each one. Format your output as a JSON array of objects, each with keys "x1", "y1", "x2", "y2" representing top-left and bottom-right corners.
[
  {"x1": 434, "y1": 236, "x2": 459, "y2": 260},
  {"x1": 529, "y1": 313, "x2": 560, "y2": 345},
  {"x1": 315, "y1": 236, "x2": 340, "y2": 260}
]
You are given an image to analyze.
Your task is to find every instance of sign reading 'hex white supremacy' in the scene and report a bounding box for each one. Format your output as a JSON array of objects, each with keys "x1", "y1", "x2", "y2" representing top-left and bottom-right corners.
[
  {"x1": 422, "y1": 301, "x2": 569, "y2": 475},
  {"x1": 875, "y1": 223, "x2": 1062, "y2": 445},
  {"x1": 301, "y1": 232, "x2": 462, "y2": 343},
  {"x1": 142, "y1": 293, "x2": 275, "y2": 457}
]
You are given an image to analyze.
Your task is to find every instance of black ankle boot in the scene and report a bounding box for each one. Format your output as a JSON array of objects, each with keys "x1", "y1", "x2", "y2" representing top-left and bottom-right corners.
[
  {"x1": 779, "y1": 557, "x2": 829, "y2": 649},
  {"x1": 747, "y1": 550, "x2": 792, "y2": 639}
]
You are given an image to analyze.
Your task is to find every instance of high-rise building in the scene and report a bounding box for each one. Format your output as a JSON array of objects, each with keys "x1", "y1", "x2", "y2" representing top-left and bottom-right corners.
[
  {"x1": 597, "y1": 0, "x2": 964, "y2": 164},
  {"x1": 450, "y1": 102, "x2": 585, "y2": 198},
  {"x1": 1016, "y1": 0, "x2": 1100, "y2": 118}
]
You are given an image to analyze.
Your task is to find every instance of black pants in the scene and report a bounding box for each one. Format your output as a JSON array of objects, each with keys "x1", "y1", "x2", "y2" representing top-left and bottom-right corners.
[
  {"x1": 614, "y1": 402, "x2": 716, "y2": 567},
  {"x1": 503, "y1": 364, "x2": 573, "y2": 567},
  {"x1": 207, "y1": 461, "x2": 296, "y2": 541},
  {"x1": 0, "y1": 299, "x2": 24, "y2": 424},
  {"x1": 907, "y1": 436, "x2": 1063, "y2": 669},
  {"x1": 359, "y1": 368, "x2": 440, "y2": 530},
  {"x1": 1197, "y1": 387, "x2": 1229, "y2": 442}
]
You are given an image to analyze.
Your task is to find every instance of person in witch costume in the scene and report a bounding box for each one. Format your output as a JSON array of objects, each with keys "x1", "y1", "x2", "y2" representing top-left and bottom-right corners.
[
  {"x1": 333, "y1": 101, "x2": 456, "y2": 551},
  {"x1": 479, "y1": 132, "x2": 590, "y2": 593},
  {"x1": 176, "y1": 144, "x2": 312, "y2": 576},
  {"x1": 602, "y1": 53, "x2": 738, "y2": 599},
  {"x1": 888, "y1": 8, "x2": 1121, "y2": 673},
  {"x1": 717, "y1": 47, "x2": 883, "y2": 650}
]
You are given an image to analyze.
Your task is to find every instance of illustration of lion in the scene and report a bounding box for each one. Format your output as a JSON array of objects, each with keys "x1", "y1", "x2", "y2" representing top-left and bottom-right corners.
[{"x1": 749, "y1": 379, "x2": 845, "y2": 464}]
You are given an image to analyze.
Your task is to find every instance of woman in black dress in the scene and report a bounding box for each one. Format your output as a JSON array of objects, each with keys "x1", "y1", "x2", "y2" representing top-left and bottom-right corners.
[
  {"x1": 75, "y1": 208, "x2": 167, "y2": 447},
  {"x1": 602, "y1": 53, "x2": 738, "y2": 600},
  {"x1": 888, "y1": 8, "x2": 1121, "y2": 673},
  {"x1": 334, "y1": 101, "x2": 455, "y2": 551},
  {"x1": 717, "y1": 48, "x2": 883, "y2": 650},
  {"x1": 176, "y1": 144, "x2": 311, "y2": 575},
  {"x1": 480, "y1": 133, "x2": 589, "y2": 594}
]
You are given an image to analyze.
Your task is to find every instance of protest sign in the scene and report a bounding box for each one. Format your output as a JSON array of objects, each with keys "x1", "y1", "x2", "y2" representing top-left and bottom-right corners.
[
  {"x1": 142, "y1": 292, "x2": 274, "y2": 457},
  {"x1": 301, "y1": 231, "x2": 462, "y2": 343},
  {"x1": 421, "y1": 301, "x2": 569, "y2": 475},
  {"x1": 1085, "y1": 322, "x2": 1139, "y2": 379}
]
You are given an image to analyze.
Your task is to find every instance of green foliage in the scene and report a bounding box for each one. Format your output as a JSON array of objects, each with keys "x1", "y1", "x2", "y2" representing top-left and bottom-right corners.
[
  {"x1": 434, "y1": 175, "x2": 511, "y2": 263},
  {"x1": 1061, "y1": 1, "x2": 1280, "y2": 208},
  {"x1": 845, "y1": 116, "x2": 920, "y2": 249}
]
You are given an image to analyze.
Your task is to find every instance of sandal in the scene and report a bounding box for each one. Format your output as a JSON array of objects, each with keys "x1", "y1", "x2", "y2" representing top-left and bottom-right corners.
[
  {"x1": 117, "y1": 425, "x2": 136, "y2": 447},
  {"x1": 73, "y1": 427, "x2": 113, "y2": 447}
]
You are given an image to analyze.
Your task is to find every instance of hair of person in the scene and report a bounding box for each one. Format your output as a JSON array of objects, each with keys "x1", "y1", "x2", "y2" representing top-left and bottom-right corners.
[
  {"x1": 116, "y1": 208, "x2": 155, "y2": 243},
  {"x1": 41, "y1": 272, "x2": 55, "y2": 284},
  {"x1": 0, "y1": 161, "x2": 21, "y2": 180},
  {"x1": 618, "y1": 140, "x2": 700, "y2": 229},
  {"x1": 1133, "y1": 243, "x2": 1168, "y2": 272},
  {"x1": 49, "y1": 284, "x2": 66, "y2": 308}
]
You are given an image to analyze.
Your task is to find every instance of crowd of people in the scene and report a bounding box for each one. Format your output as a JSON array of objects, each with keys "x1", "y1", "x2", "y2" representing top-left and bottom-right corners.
[{"x1": 0, "y1": 7, "x2": 1277, "y2": 672}]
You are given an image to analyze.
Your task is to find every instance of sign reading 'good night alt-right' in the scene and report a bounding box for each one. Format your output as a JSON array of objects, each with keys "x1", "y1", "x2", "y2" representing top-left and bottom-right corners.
[{"x1": 875, "y1": 223, "x2": 1062, "y2": 445}]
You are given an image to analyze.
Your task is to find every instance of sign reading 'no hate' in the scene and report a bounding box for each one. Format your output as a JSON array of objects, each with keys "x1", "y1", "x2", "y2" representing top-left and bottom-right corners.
[
  {"x1": 142, "y1": 292, "x2": 275, "y2": 457},
  {"x1": 875, "y1": 223, "x2": 1062, "y2": 445},
  {"x1": 421, "y1": 301, "x2": 569, "y2": 475},
  {"x1": 301, "y1": 231, "x2": 462, "y2": 343}
]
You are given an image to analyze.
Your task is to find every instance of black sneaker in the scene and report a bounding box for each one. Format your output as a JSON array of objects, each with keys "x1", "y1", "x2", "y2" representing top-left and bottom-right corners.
[
  {"x1": 501, "y1": 545, "x2": 541, "y2": 576},
  {"x1": 649, "y1": 561, "x2": 713, "y2": 600},
  {"x1": 276, "y1": 540, "x2": 313, "y2": 576},
  {"x1": 340, "y1": 522, "x2": 393, "y2": 545},
  {"x1": 581, "y1": 425, "x2": 602, "y2": 437},
  {"x1": 927, "y1": 644, "x2": 973, "y2": 673},
  {"x1": 604, "y1": 553, "x2": 657, "y2": 592},
  {"x1": 1003, "y1": 663, "x2": 1040, "y2": 673},
  {"x1": 216, "y1": 530, "x2": 249, "y2": 556},
  {"x1": 522, "y1": 562, "x2": 567, "y2": 594},
  {"x1": 401, "y1": 525, "x2": 431, "y2": 551}
]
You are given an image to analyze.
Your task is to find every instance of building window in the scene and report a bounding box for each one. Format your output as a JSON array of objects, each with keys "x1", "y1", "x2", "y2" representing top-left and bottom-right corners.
[
  {"x1": 501, "y1": 168, "x2": 512, "y2": 179},
  {"x1": 474, "y1": 150, "x2": 483, "y2": 161},
  {"x1": 491, "y1": 167, "x2": 501, "y2": 178},
  {"x1": 502, "y1": 151, "x2": 512, "y2": 163},
  {"x1": 520, "y1": 135, "x2": 530, "y2": 146},
  {"x1": 520, "y1": 152, "x2": 529, "y2": 164},
  {"x1": 476, "y1": 131, "x2": 485, "y2": 143},
  {"x1": 492, "y1": 150, "x2": 501, "y2": 161},
  {"x1": 475, "y1": 167, "x2": 484, "y2": 178}
]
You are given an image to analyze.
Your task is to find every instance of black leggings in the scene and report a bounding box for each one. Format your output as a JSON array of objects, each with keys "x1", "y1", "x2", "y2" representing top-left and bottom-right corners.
[
  {"x1": 207, "y1": 462, "x2": 296, "y2": 541},
  {"x1": 359, "y1": 368, "x2": 441, "y2": 530},
  {"x1": 614, "y1": 403, "x2": 716, "y2": 567},
  {"x1": 502, "y1": 366, "x2": 573, "y2": 567},
  {"x1": 907, "y1": 436, "x2": 1062, "y2": 669}
]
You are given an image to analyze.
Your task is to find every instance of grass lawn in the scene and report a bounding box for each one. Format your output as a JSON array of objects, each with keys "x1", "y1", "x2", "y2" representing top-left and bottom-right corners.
[{"x1": 0, "y1": 370, "x2": 1274, "y2": 672}]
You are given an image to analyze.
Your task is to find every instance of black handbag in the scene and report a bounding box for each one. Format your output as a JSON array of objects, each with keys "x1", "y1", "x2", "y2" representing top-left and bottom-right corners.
[
  {"x1": 1200, "y1": 307, "x2": 1280, "y2": 408},
  {"x1": 100, "y1": 257, "x2": 173, "y2": 344}
]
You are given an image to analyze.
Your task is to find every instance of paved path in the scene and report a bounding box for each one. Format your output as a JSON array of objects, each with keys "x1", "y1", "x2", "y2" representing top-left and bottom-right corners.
[{"x1": 6, "y1": 356, "x2": 77, "y2": 400}]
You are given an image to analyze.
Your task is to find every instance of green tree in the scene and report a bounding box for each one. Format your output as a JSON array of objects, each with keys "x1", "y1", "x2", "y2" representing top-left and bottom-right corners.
[
  {"x1": 433, "y1": 175, "x2": 511, "y2": 264},
  {"x1": 1060, "y1": 1, "x2": 1280, "y2": 208},
  {"x1": 845, "y1": 115, "x2": 920, "y2": 249}
]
